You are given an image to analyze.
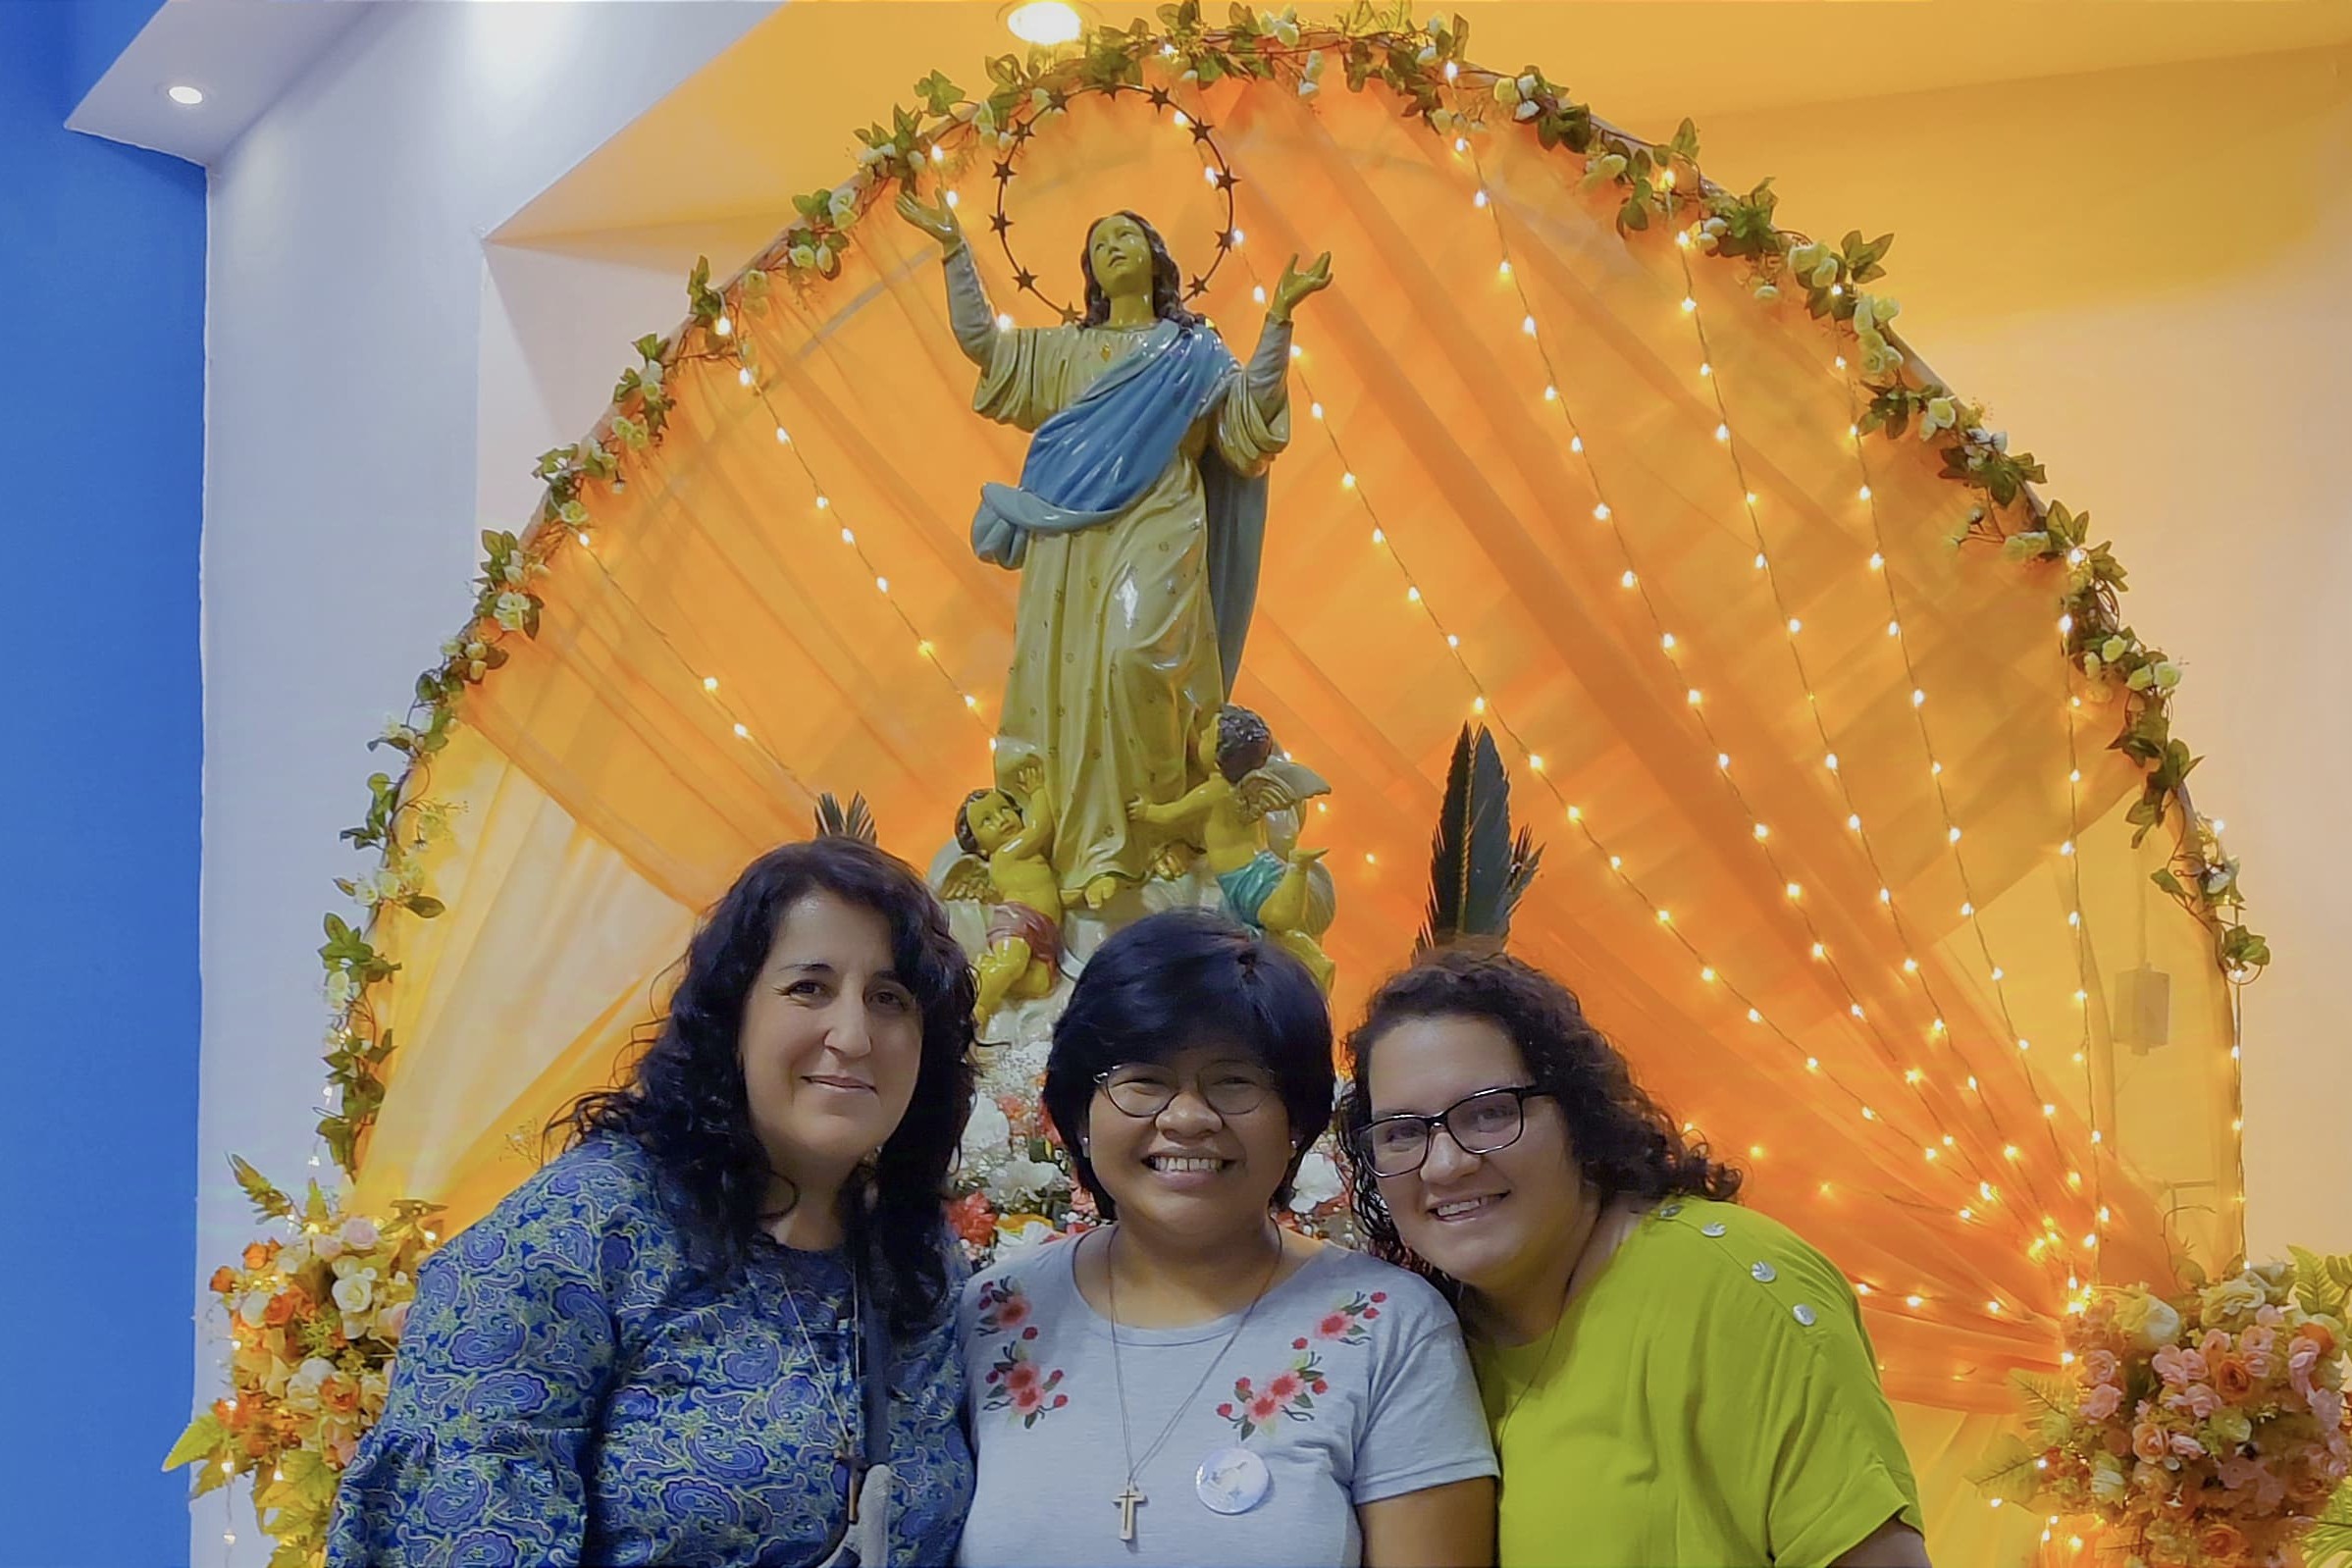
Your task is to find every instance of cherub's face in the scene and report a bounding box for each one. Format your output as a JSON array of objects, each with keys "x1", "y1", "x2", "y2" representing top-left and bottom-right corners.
[
  {"x1": 966, "y1": 790, "x2": 1023, "y2": 854},
  {"x1": 1087, "y1": 214, "x2": 1154, "y2": 299}
]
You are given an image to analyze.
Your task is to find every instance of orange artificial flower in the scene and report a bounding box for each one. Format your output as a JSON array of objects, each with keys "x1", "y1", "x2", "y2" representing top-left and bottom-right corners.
[
  {"x1": 2213, "y1": 1354, "x2": 2254, "y2": 1400},
  {"x1": 209, "y1": 1266, "x2": 237, "y2": 1295},
  {"x1": 262, "y1": 1291, "x2": 299, "y2": 1329},
  {"x1": 2196, "y1": 1523, "x2": 2248, "y2": 1560},
  {"x1": 2301, "y1": 1322, "x2": 2338, "y2": 1359},
  {"x1": 241, "y1": 1241, "x2": 274, "y2": 1271},
  {"x1": 948, "y1": 1191, "x2": 997, "y2": 1247},
  {"x1": 321, "y1": 1379, "x2": 361, "y2": 1416}
]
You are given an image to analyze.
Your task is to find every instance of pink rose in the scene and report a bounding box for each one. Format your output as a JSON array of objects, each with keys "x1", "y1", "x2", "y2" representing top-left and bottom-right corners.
[
  {"x1": 2154, "y1": 1344, "x2": 2208, "y2": 1386},
  {"x1": 2081, "y1": 1383, "x2": 2123, "y2": 1421},
  {"x1": 2169, "y1": 1432, "x2": 2208, "y2": 1459},
  {"x1": 2239, "y1": 1326, "x2": 2275, "y2": 1374},
  {"x1": 376, "y1": 1299, "x2": 410, "y2": 1341},
  {"x1": 2084, "y1": 1350, "x2": 2120, "y2": 1385},
  {"x1": 2132, "y1": 1423, "x2": 2170, "y2": 1463},
  {"x1": 2256, "y1": 1304, "x2": 2285, "y2": 1329},
  {"x1": 2311, "y1": 1385, "x2": 2346, "y2": 1433},
  {"x1": 2162, "y1": 1384, "x2": 2221, "y2": 1421},
  {"x1": 2199, "y1": 1329, "x2": 2233, "y2": 1361}
]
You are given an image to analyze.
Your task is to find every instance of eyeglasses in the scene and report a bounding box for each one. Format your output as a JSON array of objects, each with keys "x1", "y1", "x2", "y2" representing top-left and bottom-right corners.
[
  {"x1": 1094, "y1": 1061, "x2": 1277, "y2": 1120},
  {"x1": 1354, "y1": 1085, "x2": 1551, "y2": 1177}
]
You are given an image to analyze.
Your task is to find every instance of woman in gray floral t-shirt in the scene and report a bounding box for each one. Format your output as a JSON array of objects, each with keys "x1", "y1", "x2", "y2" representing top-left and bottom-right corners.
[{"x1": 958, "y1": 911, "x2": 1495, "y2": 1567}]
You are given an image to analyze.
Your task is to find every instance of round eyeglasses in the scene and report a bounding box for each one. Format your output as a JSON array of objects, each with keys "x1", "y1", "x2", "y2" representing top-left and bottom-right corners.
[
  {"x1": 1353, "y1": 1085, "x2": 1551, "y2": 1177},
  {"x1": 1094, "y1": 1061, "x2": 1277, "y2": 1120}
]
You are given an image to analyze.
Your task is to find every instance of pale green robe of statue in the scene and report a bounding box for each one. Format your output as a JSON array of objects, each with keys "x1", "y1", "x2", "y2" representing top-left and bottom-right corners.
[{"x1": 945, "y1": 244, "x2": 1292, "y2": 895}]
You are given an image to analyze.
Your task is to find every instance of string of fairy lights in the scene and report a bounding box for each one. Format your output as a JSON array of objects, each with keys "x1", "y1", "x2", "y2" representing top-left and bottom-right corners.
[
  {"x1": 1661, "y1": 231, "x2": 2089, "y2": 1257},
  {"x1": 1177, "y1": 105, "x2": 2077, "y2": 1293}
]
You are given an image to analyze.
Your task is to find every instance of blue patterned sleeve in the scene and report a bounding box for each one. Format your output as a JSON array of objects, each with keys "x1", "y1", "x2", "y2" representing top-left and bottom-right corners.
[{"x1": 327, "y1": 1143, "x2": 653, "y2": 1568}]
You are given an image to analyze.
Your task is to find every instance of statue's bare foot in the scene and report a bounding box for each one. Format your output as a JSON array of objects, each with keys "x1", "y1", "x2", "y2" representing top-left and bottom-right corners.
[
  {"x1": 1147, "y1": 842, "x2": 1196, "y2": 880},
  {"x1": 1083, "y1": 874, "x2": 1122, "y2": 910}
]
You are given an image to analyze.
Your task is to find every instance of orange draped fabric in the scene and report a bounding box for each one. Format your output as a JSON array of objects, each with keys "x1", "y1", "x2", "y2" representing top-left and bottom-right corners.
[{"x1": 348, "y1": 73, "x2": 2240, "y2": 1563}]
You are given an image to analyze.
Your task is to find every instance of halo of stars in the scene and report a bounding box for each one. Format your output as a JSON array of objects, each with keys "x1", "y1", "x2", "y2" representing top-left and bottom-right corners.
[{"x1": 989, "y1": 84, "x2": 1239, "y2": 324}]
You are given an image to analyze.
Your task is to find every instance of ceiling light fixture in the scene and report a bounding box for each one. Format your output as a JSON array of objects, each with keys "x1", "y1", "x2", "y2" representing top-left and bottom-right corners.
[
  {"x1": 166, "y1": 84, "x2": 206, "y2": 107},
  {"x1": 1004, "y1": 1, "x2": 1083, "y2": 44}
]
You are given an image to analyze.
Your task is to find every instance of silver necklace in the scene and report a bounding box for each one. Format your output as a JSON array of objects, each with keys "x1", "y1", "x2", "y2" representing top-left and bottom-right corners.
[
  {"x1": 1100, "y1": 1223, "x2": 1283, "y2": 1544},
  {"x1": 779, "y1": 1260, "x2": 868, "y2": 1522}
]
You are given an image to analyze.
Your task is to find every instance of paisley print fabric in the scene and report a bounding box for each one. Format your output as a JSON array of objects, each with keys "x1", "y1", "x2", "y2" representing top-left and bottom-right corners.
[{"x1": 327, "y1": 1137, "x2": 972, "y2": 1567}]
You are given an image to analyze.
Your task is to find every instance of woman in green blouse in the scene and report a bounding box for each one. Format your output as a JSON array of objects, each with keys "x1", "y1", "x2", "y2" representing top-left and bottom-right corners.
[{"x1": 1338, "y1": 947, "x2": 1931, "y2": 1567}]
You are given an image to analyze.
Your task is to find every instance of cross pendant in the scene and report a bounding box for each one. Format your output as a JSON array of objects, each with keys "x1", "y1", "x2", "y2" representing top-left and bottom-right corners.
[{"x1": 1114, "y1": 1481, "x2": 1145, "y2": 1542}]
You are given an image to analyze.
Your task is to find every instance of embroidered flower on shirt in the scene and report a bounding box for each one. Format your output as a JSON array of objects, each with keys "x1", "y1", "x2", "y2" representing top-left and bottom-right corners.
[
  {"x1": 1309, "y1": 1289, "x2": 1386, "y2": 1345},
  {"x1": 1213, "y1": 1289, "x2": 1388, "y2": 1440},
  {"x1": 972, "y1": 1277, "x2": 1034, "y2": 1335},
  {"x1": 980, "y1": 1337, "x2": 1069, "y2": 1426},
  {"x1": 1218, "y1": 1352, "x2": 1330, "y2": 1438}
]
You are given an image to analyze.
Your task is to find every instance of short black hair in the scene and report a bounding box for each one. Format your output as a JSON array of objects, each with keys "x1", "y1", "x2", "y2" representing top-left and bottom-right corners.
[{"x1": 1043, "y1": 908, "x2": 1333, "y2": 1218}]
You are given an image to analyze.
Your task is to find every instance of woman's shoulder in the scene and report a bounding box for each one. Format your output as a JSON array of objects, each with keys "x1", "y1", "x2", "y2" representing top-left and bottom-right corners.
[
  {"x1": 1626, "y1": 1197, "x2": 1860, "y2": 1330},
  {"x1": 1304, "y1": 1244, "x2": 1459, "y2": 1330},
  {"x1": 443, "y1": 1135, "x2": 669, "y2": 1268},
  {"x1": 960, "y1": 1232, "x2": 1078, "y2": 1323}
]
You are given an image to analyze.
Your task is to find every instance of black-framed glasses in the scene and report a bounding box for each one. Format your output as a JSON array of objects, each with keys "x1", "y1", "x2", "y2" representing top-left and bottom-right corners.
[
  {"x1": 1094, "y1": 1060, "x2": 1277, "y2": 1120},
  {"x1": 1354, "y1": 1085, "x2": 1551, "y2": 1177}
]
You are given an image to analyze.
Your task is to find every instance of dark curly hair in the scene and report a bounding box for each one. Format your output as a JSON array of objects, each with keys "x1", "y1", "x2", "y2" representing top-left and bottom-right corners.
[
  {"x1": 1079, "y1": 210, "x2": 1201, "y2": 330},
  {"x1": 1213, "y1": 706, "x2": 1275, "y2": 784},
  {"x1": 1044, "y1": 909, "x2": 1332, "y2": 1219},
  {"x1": 558, "y1": 836, "x2": 978, "y2": 1336},
  {"x1": 1337, "y1": 945, "x2": 1741, "y2": 1300}
]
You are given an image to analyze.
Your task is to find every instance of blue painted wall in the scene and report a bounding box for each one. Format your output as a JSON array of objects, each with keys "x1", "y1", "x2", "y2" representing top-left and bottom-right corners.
[{"x1": 0, "y1": 2, "x2": 204, "y2": 1562}]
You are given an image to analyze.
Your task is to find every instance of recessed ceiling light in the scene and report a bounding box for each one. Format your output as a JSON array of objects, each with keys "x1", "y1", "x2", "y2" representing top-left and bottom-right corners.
[
  {"x1": 166, "y1": 84, "x2": 205, "y2": 107},
  {"x1": 1004, "y1": 2, "x2": 1083, "y2": 45}
]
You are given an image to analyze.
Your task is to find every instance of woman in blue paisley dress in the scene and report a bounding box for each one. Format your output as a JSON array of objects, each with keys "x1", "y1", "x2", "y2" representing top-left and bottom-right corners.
[{"x1": 328, "y1": 835, "x2": 979, "y2": 1566}]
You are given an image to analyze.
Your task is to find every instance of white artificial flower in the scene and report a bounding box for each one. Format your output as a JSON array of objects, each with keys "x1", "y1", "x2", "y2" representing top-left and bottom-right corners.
[
  {"x1": 494, "y1": 591, "x2": 532, "y2": 631},
  {"x1": 340, "y1": 1216, "x2": 381, "y2": 1251},
  {"x1": 501, "y1": 557, "x2": 527, "y2": 585},
  {"x1": 1288, "y1": 1149, "x2": 1342, "y2": 1213},
  {"x1": 1491, "y1": 77, "x2": 1520, "y2": 106},
  {"x1": 828, "y1": 185, "x2": 858, "y2": 221},
  {"x1": 1921, "y1": 395, "x2": 1958, "y2": 438},
  {"x1": 790, "y1": 244, "x2": 817, "y2": 269},
  {"x1": 324, "y1": 969, "x2": 358, "y2": 1008},
  {"x1": 311, "y1": 1232, "x2": 343, "y2": 1264},
  {"x1": 813, "y1": 243, "x2": 836, "y2": 271},
  {"x1": 2101, "y1": 636, "x2": 2131, "y2": 663},
  {"x1": 333, "y1": 1268, "x2": 377, "y2": 1315},
  {"x1": 983, "y1": 1156, "x2": 1065, "y2": 1209},
  {"x1": 2153, "y1": 660, "x2": 2182, "y2": 690},
  {"x1": 238, "y1": 1290, "x2": 273, "y2": 1327},
  {"x1": 961, "y1": 1098, "x2": 1014, "y2": 1176}
]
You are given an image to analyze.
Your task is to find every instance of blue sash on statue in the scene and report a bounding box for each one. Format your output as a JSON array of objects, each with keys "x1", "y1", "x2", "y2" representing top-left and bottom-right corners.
[{"x1": 970, "y1": 319, "x2": 1270, "y2": 696}]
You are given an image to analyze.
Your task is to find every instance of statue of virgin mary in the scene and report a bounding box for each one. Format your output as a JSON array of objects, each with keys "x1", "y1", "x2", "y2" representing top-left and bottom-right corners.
[{"x1": 898, "y1": 190, "x2": 1331, "y2": 905}]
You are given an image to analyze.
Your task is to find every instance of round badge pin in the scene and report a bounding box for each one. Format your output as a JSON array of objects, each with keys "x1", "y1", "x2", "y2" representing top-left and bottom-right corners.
[{"x1": 1195, "y1": 1445, "x2": 1271, "y2": 1515}]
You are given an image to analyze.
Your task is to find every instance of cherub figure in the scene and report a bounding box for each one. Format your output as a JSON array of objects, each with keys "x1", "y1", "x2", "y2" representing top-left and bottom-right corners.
[
  {"x1": 942, "y1": 758, "x2": 1069, "y2": 1028},
  {"x1": 1128, "y1": 706, "x2": 1335, "y2": 990}
]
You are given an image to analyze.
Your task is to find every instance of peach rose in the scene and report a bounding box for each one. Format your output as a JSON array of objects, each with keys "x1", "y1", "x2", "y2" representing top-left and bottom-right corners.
[
  {"x1": 2133, "y1": 1422, "x2": 2170, "y2": 1462},
  {"x1": 2196, "y1": 1524, "x2": 2247, "y2": 1560},
  {"x1": 241, "y1": 1242, "x2": 275, "y2": 1271},
  {"x1": 2213, "y1": 1355, "x2": 2254, "y2": 1399},
  {"x1": 321, "y1": 1378, "x2": 360, "y2": 1416}
]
